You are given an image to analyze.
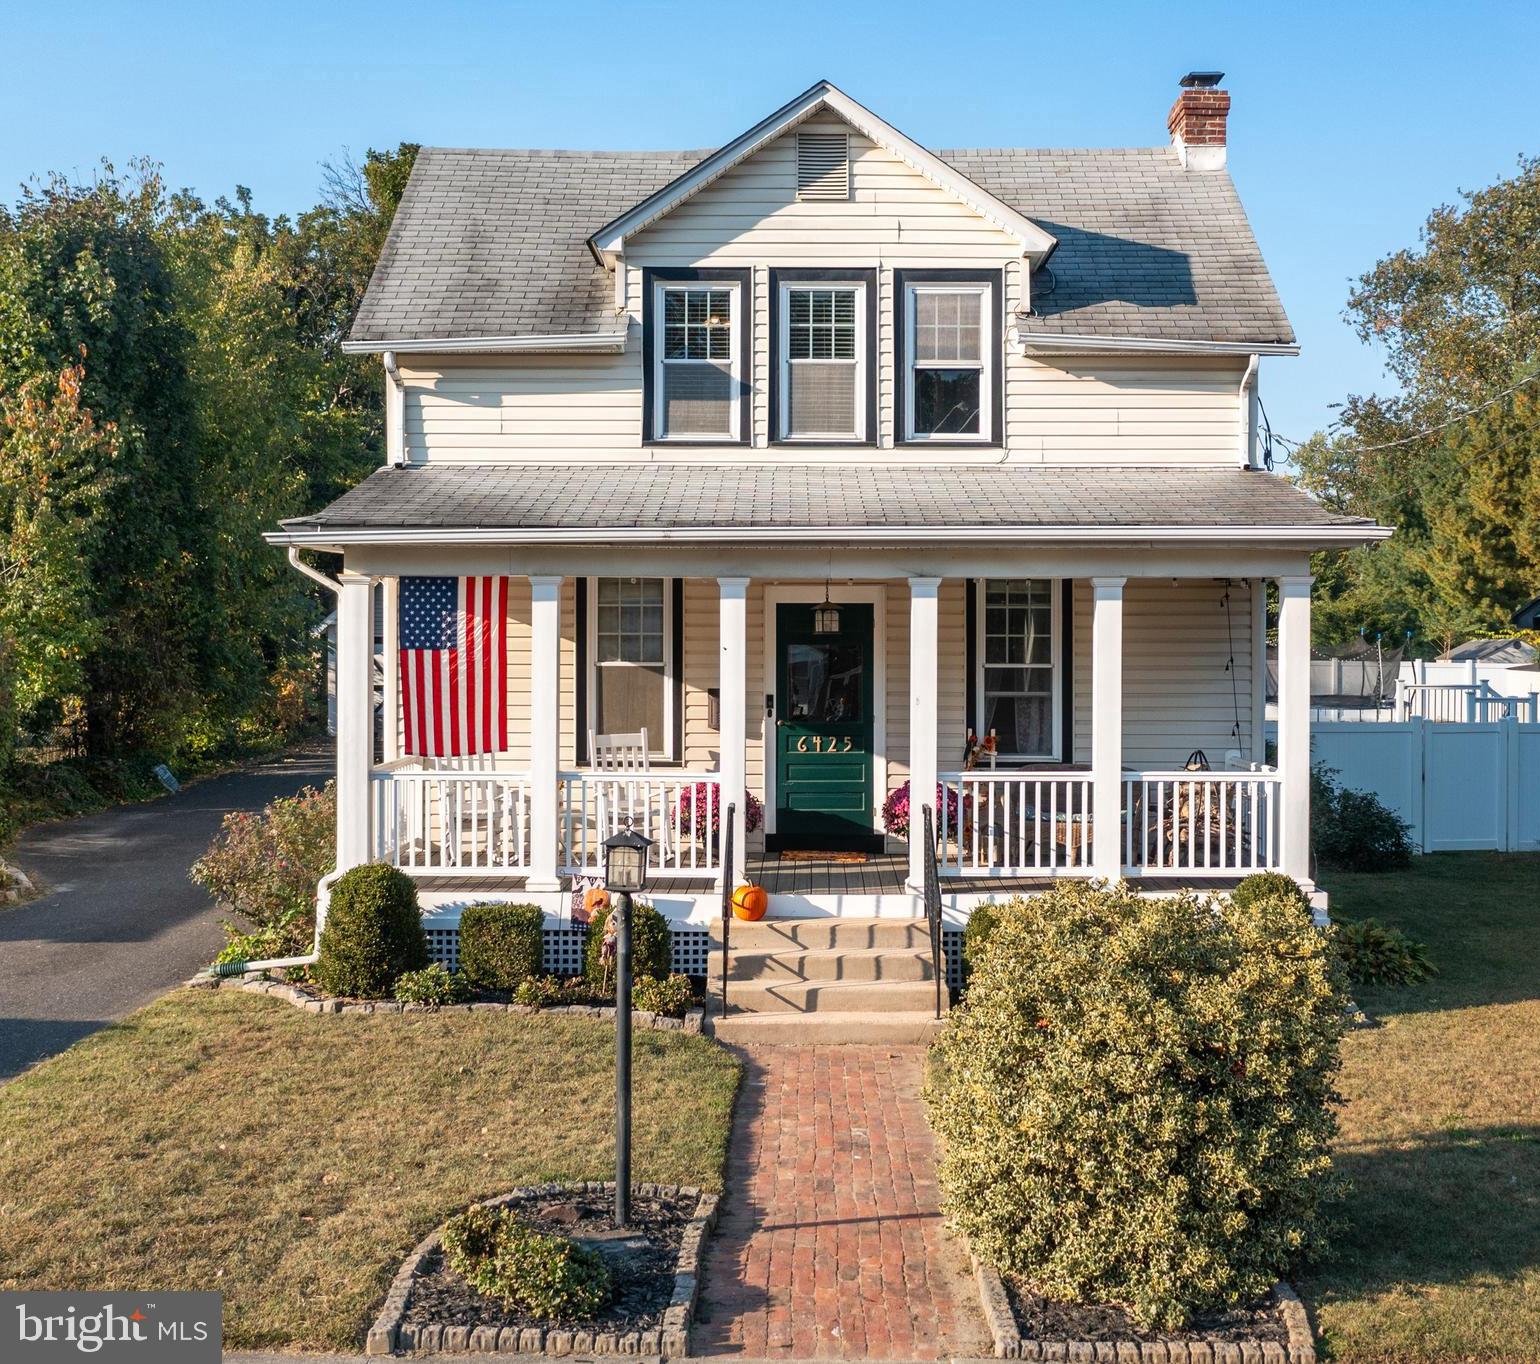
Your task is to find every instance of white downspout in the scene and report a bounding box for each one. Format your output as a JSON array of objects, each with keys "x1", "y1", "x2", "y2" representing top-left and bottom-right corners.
[
  {"x1": 1238, "y1": 354, "x2": 1260, "y2": 468},
  {"x1": 209, "y1": 551, "x2": 344, "y2": 976},
  {"x1": 383, "y1": 350, "x2": 406, "y2": 466}
]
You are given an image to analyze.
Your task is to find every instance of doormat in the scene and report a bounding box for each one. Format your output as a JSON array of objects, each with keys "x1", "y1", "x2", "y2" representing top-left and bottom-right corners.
[{"x1": 778, "y1": 850, "x2": 868, "y2": 863}]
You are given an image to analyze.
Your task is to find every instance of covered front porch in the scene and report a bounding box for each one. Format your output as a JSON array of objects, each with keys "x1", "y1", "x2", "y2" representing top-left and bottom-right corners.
[{"x1": 327, "y1": 562, "x2": 1316, "y2": 925}]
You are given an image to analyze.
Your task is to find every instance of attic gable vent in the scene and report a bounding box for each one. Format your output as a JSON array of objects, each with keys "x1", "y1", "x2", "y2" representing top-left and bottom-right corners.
[{"x1": 796, "y1": 131, "x2": 849, "y2": 201}]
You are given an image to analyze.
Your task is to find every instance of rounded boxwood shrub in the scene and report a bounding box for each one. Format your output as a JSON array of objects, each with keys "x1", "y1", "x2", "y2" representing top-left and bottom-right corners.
[
  {"x1": 441, "y1": 1203, "x2": 611, "y2": 1321},
  {"x1": 583, "y1": 899, "x2": 671, "y2": 985},
  {"x1": 458, "y1": 901, "x2": 546, "y2": 990},
  {"x1": 925, "y1": 879, "x2": 1346, "y2": 1331},
  {"x1": 314, "y1": 864, "x2": 428, "y2": 999},
  {"x1": 1231, "y1": 871, "x2": 1311, "y2": 916}
]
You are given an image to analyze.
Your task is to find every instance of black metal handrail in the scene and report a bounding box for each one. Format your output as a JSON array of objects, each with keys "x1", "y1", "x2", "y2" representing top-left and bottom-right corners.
[
  {"x1": 921, "y1": 803, "x2": 943, "y2": 1019},
  {"x1": 719, "y1": 802, "x2": 736, "y2": 1016}
]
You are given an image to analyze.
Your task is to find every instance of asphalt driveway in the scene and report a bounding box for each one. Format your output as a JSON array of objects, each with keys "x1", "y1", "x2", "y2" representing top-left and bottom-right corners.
[{"x1": 0, "y1": 744, "x2": 333, "y2": 1081}]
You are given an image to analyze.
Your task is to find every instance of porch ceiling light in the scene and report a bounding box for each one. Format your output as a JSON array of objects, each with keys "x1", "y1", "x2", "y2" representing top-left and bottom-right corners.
[
  {"x1": 813, "y1": 579, "x2": 841, "y2": 634},
  {"x1": 603, "y1": 827, "x2": 654, "y2": 893}
]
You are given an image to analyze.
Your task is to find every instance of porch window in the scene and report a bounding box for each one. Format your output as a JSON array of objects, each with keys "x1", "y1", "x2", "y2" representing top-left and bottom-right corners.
[
  {"x1": 977, "y1": 578, "x2": 1061, "y2": 760},
  {"x1": 590, "y1": 577, "x2": 674, "y2": 758},
  {"x1": 777, "y1": 283, "x2": 866, "y2": 440},
  {"x1": 648, "y1": 277, "x2": 745, "y2": 442},
  {"x1": 899, "y1": 280, "x2": 991, "y2": 440}
]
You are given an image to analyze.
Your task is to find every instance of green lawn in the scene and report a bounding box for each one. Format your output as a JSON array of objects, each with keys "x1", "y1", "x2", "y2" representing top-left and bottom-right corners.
[
  {"x1": 1300, "y1": 852, "x2": 1540, "y2": 1364},
  {"x1": 0, "y1": 992, "x2": 740, "y2": 1351}
]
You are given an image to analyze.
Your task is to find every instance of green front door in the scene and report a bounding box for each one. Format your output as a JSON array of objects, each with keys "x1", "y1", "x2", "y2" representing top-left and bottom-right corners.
[{"x1": 771, "y1": 603, "x2": 879, "y2": 851}]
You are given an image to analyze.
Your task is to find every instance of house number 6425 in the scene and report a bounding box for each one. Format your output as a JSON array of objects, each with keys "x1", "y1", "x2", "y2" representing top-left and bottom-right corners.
[{"x1": 796, "y1": 736, "x2": 853, "y2": 753}]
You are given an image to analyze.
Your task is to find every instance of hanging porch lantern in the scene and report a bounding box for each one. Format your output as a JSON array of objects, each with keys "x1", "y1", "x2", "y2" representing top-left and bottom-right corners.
[{"x1": 813, "y1": 579, "x2": 840, "y2": 634}]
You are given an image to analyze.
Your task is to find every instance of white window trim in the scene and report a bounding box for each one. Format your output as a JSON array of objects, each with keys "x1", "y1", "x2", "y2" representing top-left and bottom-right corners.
[
  {"x1": 651, "y1": 280, "x2": 742, "y2": 443},
  {"x1": 587, "y1": 577, "x2": 676, "y2": 762},
  {"x1": 973, "y1": 578, "x2": 1062, "y2": 762},
  {"x1": 904, "y1": 281, "x2": 992, "y2": 443},
  {"x1": 776, "y1": 280, "x2": 867, "y2": 441}
]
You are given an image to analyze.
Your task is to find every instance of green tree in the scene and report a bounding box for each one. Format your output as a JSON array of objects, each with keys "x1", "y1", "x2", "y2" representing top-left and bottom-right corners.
[{"x1": 1298, "y1": 156, "x2": 1540, "y2": 647}]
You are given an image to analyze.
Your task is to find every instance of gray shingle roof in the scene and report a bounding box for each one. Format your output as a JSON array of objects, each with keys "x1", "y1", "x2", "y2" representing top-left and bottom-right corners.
[
  {"x1": 284, "y1": 464, "x2": 1364, "y2": 534},
  {"x1": 349, "y1": 144, "x2": 1293, "y2": 347}
]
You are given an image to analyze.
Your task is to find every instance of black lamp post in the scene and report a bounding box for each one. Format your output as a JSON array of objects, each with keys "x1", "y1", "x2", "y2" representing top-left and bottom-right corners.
[{"x1": 603, "y1": 826, "x2": 652, "y2": 1228}]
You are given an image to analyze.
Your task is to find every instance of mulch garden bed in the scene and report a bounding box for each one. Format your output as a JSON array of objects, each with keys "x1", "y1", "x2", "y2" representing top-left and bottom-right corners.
[
  {"x1": 406, "y1": 1189, "x2": 688, "y2": 1337},
  {"x1": 973, "y1": 1257, "x2": 1316, "y2": 1362},
  {"x1": 1006, "y1": 1277, "x2": 1290, "y2": 1347},
  {"x1": 367, "y1": 1182, "x2": 719, "y2": 1357}
]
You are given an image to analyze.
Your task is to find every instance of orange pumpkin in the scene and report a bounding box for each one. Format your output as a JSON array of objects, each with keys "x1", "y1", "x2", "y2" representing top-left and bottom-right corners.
[
  {"x1": 582, "y1": 886, "x2": 611, "y2": 921},
  {"x1": 731, "y1": 884, "x2": 768, "y2": 921}
]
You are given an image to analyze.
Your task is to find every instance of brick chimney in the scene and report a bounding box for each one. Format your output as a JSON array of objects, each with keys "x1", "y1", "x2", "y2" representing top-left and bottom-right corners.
[{"x1": 1168, "y1": 71, "x2": 1229, "y2": 170}]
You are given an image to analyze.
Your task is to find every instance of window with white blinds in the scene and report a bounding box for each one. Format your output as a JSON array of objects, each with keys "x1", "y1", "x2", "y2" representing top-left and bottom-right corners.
[
  {"x1": 652, "y1": 283, "x2": 741, "y2": 440},
  {"x1": 590, "y1": 577, "x2": 673, "y2": 758},
  {"x1": 777, "y1": 282, "x2": 866, "y2": 440}
]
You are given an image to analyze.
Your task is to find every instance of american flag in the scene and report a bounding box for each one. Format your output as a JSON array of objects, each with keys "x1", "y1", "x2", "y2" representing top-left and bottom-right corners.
[{"x1": 399, "y1": 576, "x2": 509, "y2": 757}]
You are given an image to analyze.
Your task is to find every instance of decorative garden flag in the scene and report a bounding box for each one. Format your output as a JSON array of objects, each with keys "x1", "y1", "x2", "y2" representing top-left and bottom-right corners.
[{"x1": 399, "y1": 576, "x2": 509, "y2": 757}]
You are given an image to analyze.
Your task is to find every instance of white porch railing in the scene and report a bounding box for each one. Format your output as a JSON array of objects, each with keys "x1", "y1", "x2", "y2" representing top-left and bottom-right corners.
[
  {"x1": 369, "y1": 763, "x2": 530, "y2": 873},
  {"x1": 1121, "y1": 769, "x2": 1282, "y2": 876},
  {"x1": 559, "y1": 771, "x2": 723, "y2": 878},
  {"x1": 936, "y1": 771, "x2": 1095, "y2": 876}
]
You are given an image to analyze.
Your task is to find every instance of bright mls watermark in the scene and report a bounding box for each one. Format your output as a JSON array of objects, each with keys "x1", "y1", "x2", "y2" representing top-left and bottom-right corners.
[{"x1": 1, "y1": 1293, "x2": 220, "y2": 1362}]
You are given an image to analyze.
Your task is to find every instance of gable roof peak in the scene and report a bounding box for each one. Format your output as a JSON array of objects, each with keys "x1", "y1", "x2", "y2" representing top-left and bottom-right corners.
[{"x1": 586, "y1": 81, "x2": 1057, "y2": 266}]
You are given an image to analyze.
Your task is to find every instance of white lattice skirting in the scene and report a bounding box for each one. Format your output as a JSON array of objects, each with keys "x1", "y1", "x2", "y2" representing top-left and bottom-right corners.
[{"x1": 423, "y1": 920, "x2": 712, "y2": 979}]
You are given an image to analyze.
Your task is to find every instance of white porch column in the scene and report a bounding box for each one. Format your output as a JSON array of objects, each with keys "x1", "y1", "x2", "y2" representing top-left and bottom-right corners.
[
  {"x1": 1090, "y1": 576, "x2": 1126, "y2": 881},
  {"x1": 718, "y1": 578, "x2": 749, "y2": 883},
  {"x1": 380, "y1": 577, "x2": 400, "y2": 762},
  {"x1": 528, "y1": 575, "x2": 563, "y2": 891},
  {"x1": 1251, "y1": 579, "x2": 1269, "y2": 764},
  {"x1": 1277, "y1": 575, "x2": 1313, "y2": 882},
  {"x1": 335, "y1": 569, "x2": 374, "y2": 872},
  {"x1": 907, "y1": 577, "x2": 941, "y2": 891}
]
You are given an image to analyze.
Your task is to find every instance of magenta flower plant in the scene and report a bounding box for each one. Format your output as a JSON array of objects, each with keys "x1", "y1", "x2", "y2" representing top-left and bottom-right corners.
[
  {"x1": 674, "y1": 783, "x2": 764, "y2": 839},
  {"x1": 881, "y1": 780, "x2": 962, "y2": 839}
]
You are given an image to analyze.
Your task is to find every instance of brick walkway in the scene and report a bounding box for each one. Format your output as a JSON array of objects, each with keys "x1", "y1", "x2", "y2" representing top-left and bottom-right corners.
[{"x1": 695, "y1": 1045, "x2": 988, "y2": 1359}]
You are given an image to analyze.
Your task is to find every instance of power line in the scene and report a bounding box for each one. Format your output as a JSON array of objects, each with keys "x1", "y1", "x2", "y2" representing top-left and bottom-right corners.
[{"x1": 1272, "y1": 368, "x2": 1540, "y2": 455}]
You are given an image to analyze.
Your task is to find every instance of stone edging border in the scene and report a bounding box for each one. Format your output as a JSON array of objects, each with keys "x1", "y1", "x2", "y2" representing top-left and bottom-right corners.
[
  {"x1": 971, "y1": 1255, "x2": 1316, "y2": 1363},
  {"x1": 364, "y1": 1180, "x2": 719, "y2": 1357},
  {"x1": 188, "y1": 974, "x2": 705, "y2": 1033}
]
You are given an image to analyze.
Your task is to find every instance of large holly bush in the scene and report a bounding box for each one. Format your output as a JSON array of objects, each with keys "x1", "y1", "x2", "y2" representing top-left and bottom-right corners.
[
  {"x1": 314, "y1": 863, "x2": 428, "y2": 998},
  {"x1": 925, "y1": 879, "x2": 1347, "y2": 1331}
]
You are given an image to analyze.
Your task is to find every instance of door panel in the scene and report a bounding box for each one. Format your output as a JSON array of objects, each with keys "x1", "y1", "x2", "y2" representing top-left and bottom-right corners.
[{"x1": 772, "y1": 603, "x2": 879, "y2": 850}]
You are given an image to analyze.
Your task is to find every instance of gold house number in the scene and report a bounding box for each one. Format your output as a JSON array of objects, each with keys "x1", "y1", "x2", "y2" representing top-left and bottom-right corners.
[{"x1": 796, "y1": 735, "x2": 854, "y2": 753}]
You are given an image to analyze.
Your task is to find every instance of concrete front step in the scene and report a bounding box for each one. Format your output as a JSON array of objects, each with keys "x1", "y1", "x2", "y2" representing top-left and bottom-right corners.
[
  {"x1": 721, "y1": 915, "x2": 932, "y2": 951},
  {"x1": 711, "y1": 1009, "x2": 947, "y2": 1045},
  {"x1": 709, "y1": 945, "x2": 938, "y2": 984},
  {"x1": 720, "y1": 976, "x2": 942, "y2": 1016}
]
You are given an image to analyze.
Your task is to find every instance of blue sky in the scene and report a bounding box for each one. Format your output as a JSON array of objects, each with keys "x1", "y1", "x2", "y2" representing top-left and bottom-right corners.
[{"x1": 4, "y1": 0, "x2": 1535, "y2": 449}]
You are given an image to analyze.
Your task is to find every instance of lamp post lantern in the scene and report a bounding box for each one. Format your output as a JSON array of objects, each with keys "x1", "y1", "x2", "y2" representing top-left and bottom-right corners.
[{"x1": 603, "y1": 826, "x2": 652, "y2": 1228}]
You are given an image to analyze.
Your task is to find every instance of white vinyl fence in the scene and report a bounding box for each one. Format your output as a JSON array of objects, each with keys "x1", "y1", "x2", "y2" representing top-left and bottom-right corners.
[{"x1": 1309, "y1": 716, "x2": 1540, "y2": 852}]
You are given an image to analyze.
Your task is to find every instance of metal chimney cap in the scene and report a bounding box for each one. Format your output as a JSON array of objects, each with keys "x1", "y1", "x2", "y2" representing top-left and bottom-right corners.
[{"x1": 1180, "y1": 71, "x2": 1226, "y2": 88}]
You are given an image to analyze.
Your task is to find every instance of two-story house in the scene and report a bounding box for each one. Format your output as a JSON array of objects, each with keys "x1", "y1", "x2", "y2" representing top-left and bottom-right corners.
[{"x1": 269, "y1": 77, "x2": 1388, "y2": 1035}]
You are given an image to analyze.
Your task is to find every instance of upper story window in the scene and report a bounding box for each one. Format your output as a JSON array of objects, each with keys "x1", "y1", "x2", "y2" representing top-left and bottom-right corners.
[
  {"x1": 896, "y1": 271, "x2": 1001, "y2": 444},
  {"x1": 771, "y1": 269, "x2": 875, "y2": 444},
  {"x1": 644, "y1": 270, "x2": 750, "y2": 444},
  {"x1": 976, "y1": 578, "x2": 1061, "y2": 761}
]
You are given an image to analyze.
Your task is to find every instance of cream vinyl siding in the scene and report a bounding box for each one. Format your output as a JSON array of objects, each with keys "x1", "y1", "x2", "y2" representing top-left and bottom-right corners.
[
  {"x1": 1069, "y1": 578, "x2": 1258, "y2": 768},
  {"x1": 1005, "y1": 354, "x2": 1247, "y2": 464}
]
